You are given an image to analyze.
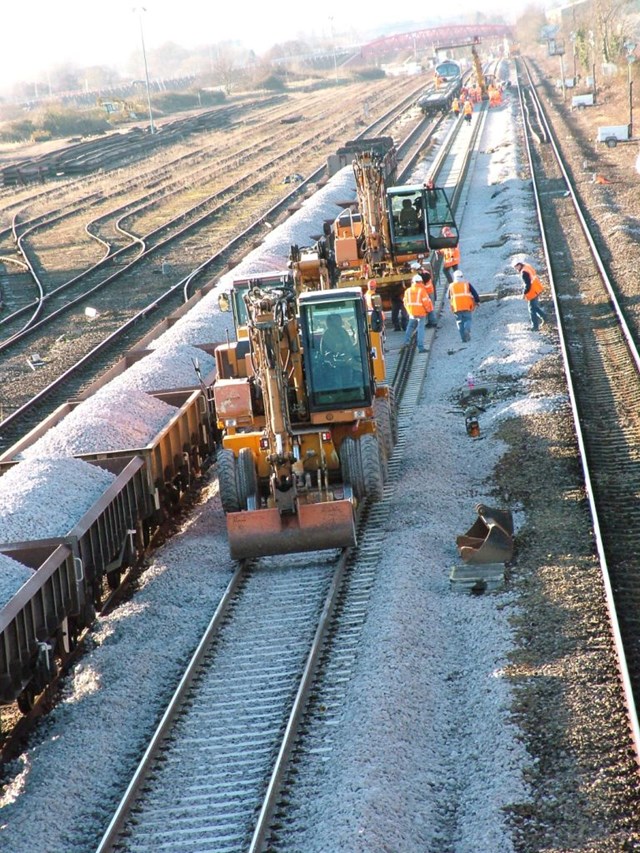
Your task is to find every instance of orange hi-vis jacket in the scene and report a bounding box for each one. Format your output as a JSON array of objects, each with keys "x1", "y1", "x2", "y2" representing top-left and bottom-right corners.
[
  {"x1": 365, "y1": 290, "x2": 376, "y2": 310},
  {"x1": 521, "y1": 263, "x2": 544, "y2": 300},
  {"x1": 440, "y1": 245, "x2": 461, "y2": 268},
  {"x1": 448, "y1": 280, "x2": 476, "y2": 312},
  {"x1": 463, "y1": 101, "x2": 473, "y2": 115},
  {"x1": 403, "y1": 282, "x2": 433, "y2": 317}
]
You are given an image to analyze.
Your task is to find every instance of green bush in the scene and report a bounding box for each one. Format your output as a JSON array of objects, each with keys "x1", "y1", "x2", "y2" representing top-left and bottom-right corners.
[
  {"x1": 40, "y1": 108, "x2": 109, "y2": 137},
  {"x1": 352, "y1": 68, "x2": 386, "y2": 81},
  {"x1": 258, "y1": 75, "x2": 287, "y2": 92},
  {"x1": 151, "y1": 90, "x2": 226, "y2": 113},
  {"x1": 0, "y1": 119, "x2": 35, "y2": 142}
]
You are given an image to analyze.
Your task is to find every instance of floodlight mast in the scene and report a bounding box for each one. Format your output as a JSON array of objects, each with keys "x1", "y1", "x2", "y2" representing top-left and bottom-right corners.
[{"x1": 134, "y1": 6, "x2": 155, "y2": 134}]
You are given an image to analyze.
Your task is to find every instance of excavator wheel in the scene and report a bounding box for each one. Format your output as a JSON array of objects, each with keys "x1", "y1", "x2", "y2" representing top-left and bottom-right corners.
[
  {"x1": 340, "y1": 436, "x2": 364, "y2": 499},
  {"x1": 217, "y1": 449, "x2": 240, "y2": 512},
  {"x1": 374, "y1": 396, "x2": 395, "y2": 457},
  {"x1": 237, "y1": 447, "x2": 260, "y2": 510},
  {"x1": 388, "y1": 386, "x2": 399, "y2": 444},
  {"x1": 359, "y1": 433, "x2": 384, "y2": 501}
]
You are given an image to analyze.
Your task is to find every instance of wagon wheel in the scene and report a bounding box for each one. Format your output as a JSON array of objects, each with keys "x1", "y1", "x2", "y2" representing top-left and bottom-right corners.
[
  {"x1": 107, "y1": 568, "x2": 122, "y2": 591},
  {"x1": 17, "y1": 685, "x2": 39, "y2": 715}
]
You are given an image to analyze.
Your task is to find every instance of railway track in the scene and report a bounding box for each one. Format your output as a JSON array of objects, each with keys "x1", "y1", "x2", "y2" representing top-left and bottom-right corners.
[
  {"x1": 518, "y1": 58, "x2": 640, "y2": 761},
  {"x1": 95, "y1": 329, "x2": 425, "y2": 852}
]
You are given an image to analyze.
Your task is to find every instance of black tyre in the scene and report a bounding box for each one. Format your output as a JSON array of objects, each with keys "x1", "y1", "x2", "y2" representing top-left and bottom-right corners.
[
  {"x1": 236, "y1": 447, "x2": 259, "y2": 510},
  {"x1": 359, "y1": 433, "x2": 384, "y2": 501},
  {"x1": 374, "y1": 395, "x2": 394, "y2": 457},
  {"x1": 217, "y1": 449, "x2": 240, "y2": 512},
  {"x1": 388, "y1": 386, "x2": 399, "y2": 444},
  {"x1": 339, "y1": 436, "x2": 364, "y2": 499}
]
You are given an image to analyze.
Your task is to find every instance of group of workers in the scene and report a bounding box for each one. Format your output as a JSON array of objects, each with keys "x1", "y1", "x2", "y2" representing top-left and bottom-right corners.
[
  {"x1": 451, "y1": 81, "x2": 505, "y2": 124},
  {"x1": 363, "y1": 252, "x2": 547, "y2": 349},
  {"x1": 451, "y1": 96, "x2": 474, "y2": 124}
]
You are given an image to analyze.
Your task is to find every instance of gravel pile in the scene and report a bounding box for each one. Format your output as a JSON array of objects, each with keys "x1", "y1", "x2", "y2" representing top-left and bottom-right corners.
[
  {"x1": 0, "y1": 457, "x2": 116, "y2": 545},
  {"x1": 107, "y1": 344, "x2": 216, "y2": 392},
  {"x1": 147, "y1": 296, "x2": 234, "y2": 350},
  {"x1": 216, "y1": 166, "x2": 356, "y2": 286},
  {"x1": 0, "y1": 553, "x2": 34, "y2": 610},
  {"x1": 21, "y1": 388, "x2": 178, "y2": 458}
]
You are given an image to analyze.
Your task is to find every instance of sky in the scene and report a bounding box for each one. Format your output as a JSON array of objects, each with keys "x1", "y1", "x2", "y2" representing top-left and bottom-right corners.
[{"x1": 0, "y1": 0, "x2": 522, "y2": 91}]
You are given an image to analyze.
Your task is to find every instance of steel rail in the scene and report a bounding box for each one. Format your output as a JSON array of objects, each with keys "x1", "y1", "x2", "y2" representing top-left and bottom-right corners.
[{"x1": 517, "y1": 58, "x2": 640, "y2": 766}]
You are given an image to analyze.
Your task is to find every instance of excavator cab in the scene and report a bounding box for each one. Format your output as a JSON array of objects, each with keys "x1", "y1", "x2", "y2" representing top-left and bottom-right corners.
[
  {"x1": 298, "y1": 289, "x2": 375, "y2": 415},
  {"x1": 218, "y1": 271, "x2": 294, "y2": 339},
  {"x1": 387, "y1": 184, "x2": 458, "y2": 260}
]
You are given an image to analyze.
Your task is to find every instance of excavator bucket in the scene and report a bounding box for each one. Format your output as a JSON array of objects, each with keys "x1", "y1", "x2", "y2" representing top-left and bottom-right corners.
[
  {"x1": 226, "y1": 500, "x2": 357, "y2": 561},
  {"x1": 456, "y1": 504, "x2": 514, "y2": 564}
]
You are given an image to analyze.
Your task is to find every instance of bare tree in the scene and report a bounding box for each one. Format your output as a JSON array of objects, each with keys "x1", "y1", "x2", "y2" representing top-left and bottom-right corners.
[
  {"x1": 591, "y1": 0, "x2": 636, "y2": 62},
  {"x1": 210, "y1": 44, "x2": 242, "y2": 95}
]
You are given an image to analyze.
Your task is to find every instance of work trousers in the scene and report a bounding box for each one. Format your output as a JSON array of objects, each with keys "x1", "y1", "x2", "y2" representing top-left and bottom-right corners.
[
  {"x1": 391, "y1": 296, "x2": 409, "y2": 331},
  {"x1": 404, "y1": 315, "x2": 427, "y2": 350},
  {"x1": 528, "y1": 297, "x2": 546, "y2": 331},
  {"x1": 454, "y1": 310, "x2": 473, "y2": 342},
  {"x1": 442, "y1": 265, "x2": 457, "y2": 285}
]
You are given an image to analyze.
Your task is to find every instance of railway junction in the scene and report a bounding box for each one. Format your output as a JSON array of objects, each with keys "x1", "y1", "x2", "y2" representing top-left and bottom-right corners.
[{"x1": 1, "y1": 34, "x2": 640, "y2": 853}]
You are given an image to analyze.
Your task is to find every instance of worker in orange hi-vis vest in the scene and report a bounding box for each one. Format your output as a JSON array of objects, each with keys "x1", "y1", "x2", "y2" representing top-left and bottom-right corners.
[
  {"x1": 514, "y1": 258, "x2": 546, "y2": 331},
  {"x1": 403, "y1": 273, "x2": 434, "y2": 353},
  {"x1": 447, "y1": 270, "x2": 480, "y2": 342},
  {"x1": 451, "y1": 97, "x2": 460, "y2": 117},
  {"x1": 410, "y1": 261, "x2": 437, "y2": 327},
  {"x1": 438, "y1": 227, "x2": 461, "y2": 284},
  {"x1": 463, "y1": 100, "x2": 473, "y2": 124},
  {"x1": 364, "y1": 278, "x2": 378, "y2": 312}
]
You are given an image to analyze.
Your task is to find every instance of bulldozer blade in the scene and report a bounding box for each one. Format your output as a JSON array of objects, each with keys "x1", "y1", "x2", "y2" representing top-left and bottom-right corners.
[
  {"x1": 226, "y1": 500, "x2": 357, "y2": 560},
  {"x1": 458, "y1": 522, "x2": 513, "y2": 564}
]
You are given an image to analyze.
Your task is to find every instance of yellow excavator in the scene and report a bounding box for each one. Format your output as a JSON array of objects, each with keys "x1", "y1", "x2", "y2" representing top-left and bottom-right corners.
[
  {"x1": 290, "y1": 138, "x2": 460, "y2": 312},
  {"x1": 213, "y1": 279, "x2": 394, "y2": 560}
]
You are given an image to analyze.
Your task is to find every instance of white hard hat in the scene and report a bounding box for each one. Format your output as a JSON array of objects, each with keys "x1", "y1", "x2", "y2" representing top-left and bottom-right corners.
[
  {"x1": 453, "y1": 271, "x2": 464, "y2": 281},
  {"x1": 409, "y1": 261, "x2": 421, "y2": 270},
  {"x1": 412, "y1": 274, "x2": 423, "y2": 283},
  {"x1": 512, "y1": 254, "x2": 526, "y2": 268}
]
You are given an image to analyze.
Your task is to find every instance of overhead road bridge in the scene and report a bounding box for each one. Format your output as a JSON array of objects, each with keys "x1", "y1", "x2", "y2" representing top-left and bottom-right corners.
[{"x1": 358, "y1": 24, "x2": 513, "y2": 60}]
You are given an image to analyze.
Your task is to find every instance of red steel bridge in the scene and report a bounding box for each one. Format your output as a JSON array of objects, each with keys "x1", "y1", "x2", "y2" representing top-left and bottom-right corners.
[{"x1": 358, "y1": 24, "x2": 513, "y2": 59}]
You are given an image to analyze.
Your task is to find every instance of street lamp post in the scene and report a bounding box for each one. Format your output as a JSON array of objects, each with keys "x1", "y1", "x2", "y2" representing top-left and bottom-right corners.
[
  {"x1": 329, "y1": 17, "x2": 338, "y2": 82},
  {"x1": 134, "y1": 6, "x2": 155, "y2": 134}
]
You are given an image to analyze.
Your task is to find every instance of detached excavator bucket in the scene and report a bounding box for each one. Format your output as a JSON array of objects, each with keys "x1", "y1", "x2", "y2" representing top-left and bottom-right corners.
[
  {"x1": 226, "y1": 500, "x2": 357, "y2": 561},
  {"x1": 456, "y1": 504, "x2": 514, "y2": 565},
  {"x1": 475, "y1": 503, "x2": 514, "y2": 536}
]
